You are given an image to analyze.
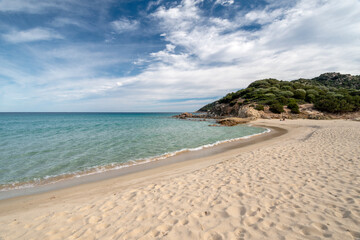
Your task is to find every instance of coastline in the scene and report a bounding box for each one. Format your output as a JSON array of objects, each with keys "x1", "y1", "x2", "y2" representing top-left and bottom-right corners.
[
  {"x1": 1, "y1": 119, "x2": 359, "y2": 240},
  {"x1": 0, "y1": 124, "x2": 270, "y2": 197},
  {"x1": 0, "y1": 124, "x2": 280, "y2": 202}
]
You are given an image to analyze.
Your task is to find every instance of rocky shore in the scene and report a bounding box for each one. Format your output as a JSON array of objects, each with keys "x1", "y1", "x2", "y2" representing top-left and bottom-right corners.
[{"x1": 174, "y1": 103, "x2": 360, "y2": 126}]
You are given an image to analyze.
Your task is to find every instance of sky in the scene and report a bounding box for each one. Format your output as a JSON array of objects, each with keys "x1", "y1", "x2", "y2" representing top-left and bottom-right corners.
[{"x1": 0, "y1": 0, "x2": 359, "y2": 112}]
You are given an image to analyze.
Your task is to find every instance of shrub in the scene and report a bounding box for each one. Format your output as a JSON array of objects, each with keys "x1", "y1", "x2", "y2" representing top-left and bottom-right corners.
[
  {"x1": 277, "y1": 96, "x2": 288, "y2": 105},
  {"x1": 248, "y1": 80, "x2": 271, "y2": 89},
  {"x1": 314, "y1": 96, "x2": 355, "y2": 113},
  {"x1": 269, "y1": 103, "x2": 284, "y2": 113},
  {"x1": 287, "y1": 102, "x2": 300, "y2": 114},
  {"x1": 254, "y1": 88, "x2": 267, "y2": 94},
  {"x1": 264, "y1": 99, "x2": 278, "y2": 105},
  {"x1": 219, "y1": 93, "x2": 234, "y2": 103},
  {"x1": 306, "y1": 89, "x2": 318, "y2": 96},
  {"x1": 305, "y1": 94, "x2": 316, "y2": 103},
  {"x1": 294, "y1": 89, "x2": 306, "y2": 100},
  {"x1": 229, "y1": 100, "x2": 237, "y2": 106},
  {"x1": 280, "y1": 85, "x2": 293, "y2": 91},
  {"x1": 264, "y1": 93, "x2": 276, "y2": 99},
  {"x1": 267, "y1": 87, "x2": 279, "y2": 93},
  {"x1": 279, "y1": 91, "x2": 294, "y2": 98},
  {"x1": 255, "y1": 104, "x2": 264, "y2": 111}
]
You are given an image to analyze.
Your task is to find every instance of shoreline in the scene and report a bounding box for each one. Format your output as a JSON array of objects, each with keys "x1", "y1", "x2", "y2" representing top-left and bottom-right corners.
[
  {"x1": 0, "y1": 124, "x2": 283, "y2": 203},
  {"x1": 1, "y1": 119, "x2": 358, "y2": 240},
  {"x1": 0, "y1": 125, "x2": 270, "y2": 197}
]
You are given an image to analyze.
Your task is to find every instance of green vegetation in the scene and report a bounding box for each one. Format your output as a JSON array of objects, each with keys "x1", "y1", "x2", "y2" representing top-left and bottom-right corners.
[
  {"x1": 199, "y1": 73, "x2": 360, "y2": 114},
  {"x1": 269, "y1": 103, "x2": 284, "y2": 114},
  {"x1": 255, "y1": 104, "x2": 264, "y2": 111},
  {"x1": 287, "y1": 99, "x2": 300, "y2": 114},
  {"x1": 198, "y1": 101, "x2": 217, "y2": 112}
]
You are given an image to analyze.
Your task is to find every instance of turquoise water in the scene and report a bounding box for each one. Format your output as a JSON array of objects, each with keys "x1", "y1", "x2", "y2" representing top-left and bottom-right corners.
[{"x1": 0, "y1": 113, "x2": 266, "y2": 189}]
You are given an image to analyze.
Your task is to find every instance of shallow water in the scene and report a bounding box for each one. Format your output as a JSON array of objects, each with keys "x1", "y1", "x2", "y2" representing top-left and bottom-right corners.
[{"x1": 0, "y1": 113, "x2": 266, "y2": 189}]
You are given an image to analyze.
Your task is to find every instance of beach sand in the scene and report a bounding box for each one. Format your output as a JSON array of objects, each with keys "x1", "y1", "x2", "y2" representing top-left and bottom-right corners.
[{"x1": 0, "y1": 119, "x2": 359, "y2": 240}]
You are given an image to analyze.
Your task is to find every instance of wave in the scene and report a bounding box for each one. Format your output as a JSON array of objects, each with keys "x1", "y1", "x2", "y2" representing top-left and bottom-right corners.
[{"x1": 0, "y1": 127, "x2": 270, "y2": 192}]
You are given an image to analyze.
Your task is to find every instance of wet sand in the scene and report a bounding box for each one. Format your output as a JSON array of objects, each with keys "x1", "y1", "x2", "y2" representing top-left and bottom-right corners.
[{"x1": 0, "y1": 119, "x2": 359, "y2": 240}]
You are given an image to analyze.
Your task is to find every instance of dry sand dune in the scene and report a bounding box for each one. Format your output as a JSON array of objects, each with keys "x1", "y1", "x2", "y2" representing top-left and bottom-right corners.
[{"x1": 0, "y1": 119, "x2": 359, "y2": 240}]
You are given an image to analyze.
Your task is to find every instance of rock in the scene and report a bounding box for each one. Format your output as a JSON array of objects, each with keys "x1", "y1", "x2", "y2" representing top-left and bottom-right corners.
[
  {"x1": 174, "y1": 112, "x2": 193, "y2": 119},
  {"x1": 260, "y1": 113, "x2": 272, "y2": 119},
  {"x1": 210, "y1": 103, "x2": 234, "y2": 116},
  {"x1": 238, "y1": 106, "x2": 261, "y2": 119},
  {"x1": 216, "y1": 117, "x2": 252, "y2": 126}
]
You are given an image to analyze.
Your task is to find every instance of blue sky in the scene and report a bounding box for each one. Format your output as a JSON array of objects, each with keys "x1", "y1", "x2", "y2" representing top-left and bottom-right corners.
[{"x1": 0, "y1": 0, "x2": 359, "y2": 112}]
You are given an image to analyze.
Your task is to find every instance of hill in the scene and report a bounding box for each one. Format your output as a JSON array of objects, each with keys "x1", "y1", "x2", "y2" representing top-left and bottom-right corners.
[{"x1": 198, "y1": 73, "x2": 360, "y2": 118}]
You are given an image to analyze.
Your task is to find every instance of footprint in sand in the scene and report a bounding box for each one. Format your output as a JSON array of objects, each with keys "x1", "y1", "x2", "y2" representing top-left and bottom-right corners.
[
  {"x1": 158, "y1": 210, "x2": 172, "y2": 220},
  {"x1": 204, "y1": 231, "x2": 223, "y2": 240},
  {"x1": 150, "y1": 229, "x2": 160, "y2": 237},
  {"x1": 345, "y1": 197, "x2": 355, "y2": 204},
  {"x1": 298, "y1": 225, "x2": 322, "y2": 237},
  {"x1": 247, "y1": 206, "x2": 260, "y2": 217},
  {"x1": 234, "y1": 228, "x2": 247, "y2": 240},
  {"x1": 226, "y1": 206, "x2": 246, "y2": 218},
  {"x1": 155, "y1": 224, "x2": 172, "y2": 237},
  {"x1": 179, "y1": 219, "x2": 189, "y2": 225},
  {"x1": 312, "y1": 222, "x2": 328, "y2": 231},
  {"x1": 244, "y1": 216, "x2": 261, "y2": 226},
  {"x1": 342, "y1": 210, "x2": 352, "y2": 218}
]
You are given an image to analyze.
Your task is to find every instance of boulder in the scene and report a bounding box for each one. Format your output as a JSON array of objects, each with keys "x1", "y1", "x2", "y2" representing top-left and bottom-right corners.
[
  {"x1": 216, "y1": 117, "x2": 252, "y2": 126},
  {"x1": 238, "y1": 106, "x2": 261, "y2": 119}
]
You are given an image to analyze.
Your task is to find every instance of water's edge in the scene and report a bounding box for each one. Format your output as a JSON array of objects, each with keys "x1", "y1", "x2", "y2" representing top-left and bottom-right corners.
[
  {"x1": 0, "y1": 127, "x2": 270, "y2": 192},
  {"x1": 0, "y1": 126, "x2": 280, "y2": 200}
]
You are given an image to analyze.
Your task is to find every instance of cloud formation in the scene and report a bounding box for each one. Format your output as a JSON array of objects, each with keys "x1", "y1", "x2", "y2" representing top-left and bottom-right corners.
[
  {"x1": 2, "y1": 28, "x2": 63, "y2": 43},
  {"x1": 111, "y1": 18, "x2": 140, "y2": 33}
]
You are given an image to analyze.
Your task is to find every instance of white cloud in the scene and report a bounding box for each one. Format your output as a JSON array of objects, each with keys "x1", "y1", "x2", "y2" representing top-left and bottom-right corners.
[
  {"x1": 111, "y1": 18, "x2": 140, "y2": 33},
  {"x1": 2, "y1": 28, "x2": 63, "y2": 43},
  {"x1": 215, "y1": 0, "x2": 234, "y2": 6},
  {"x1": 80, "y1": 0, "x2": 358, "y2": 111},
  {"x1": 147, "y1": 0, "x2": 163, "y2": 11},
  {"x1": 244, "y1": 8, "x2": 285, "y2": 25},
  {"x1": 146, "y1": 0, "x2": 360, "y2": 80}
]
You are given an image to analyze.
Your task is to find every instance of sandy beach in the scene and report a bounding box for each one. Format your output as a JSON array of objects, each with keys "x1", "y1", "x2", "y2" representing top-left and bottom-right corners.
[{"x1": 0, "y1": 119, "x2": 359, "y2": 240}]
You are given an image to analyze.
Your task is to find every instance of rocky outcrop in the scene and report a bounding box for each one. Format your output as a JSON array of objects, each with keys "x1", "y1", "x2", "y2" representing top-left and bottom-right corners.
[
  {"x1": 238, "y1": 106, "x2": 261, "y2": 119},
  {"x1": 174, "y1": 112, "x2": 193, "y2": 119},
  {"x1": 197, "y1": 72, "x2": 360, "y2": 120},
  {"x1": 216, "y1": 117, "x2": 252, "y2": 126},
  {"x1": 207, "y1": 103, "x2": 238, "y2": 117},
  {"x1": 312, "y1": 72, "x2": 360, "y2": 89}
]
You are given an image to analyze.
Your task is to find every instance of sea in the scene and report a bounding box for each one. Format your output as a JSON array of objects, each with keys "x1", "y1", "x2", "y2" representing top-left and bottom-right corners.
[{"x1": 0, "y1": 113, "x2": 267, "y2": 191}]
